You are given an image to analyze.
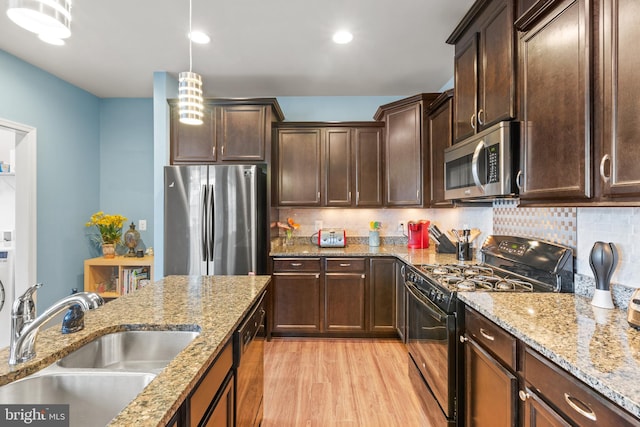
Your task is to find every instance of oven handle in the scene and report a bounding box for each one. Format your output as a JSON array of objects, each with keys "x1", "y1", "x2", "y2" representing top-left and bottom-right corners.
[{"x1": 405, "y1": 281, "x2": 445, "y2": 323}]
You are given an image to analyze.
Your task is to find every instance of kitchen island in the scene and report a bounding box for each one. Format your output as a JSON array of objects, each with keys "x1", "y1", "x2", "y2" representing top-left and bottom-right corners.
[{"x1": 0, "y1": 275, "x2": 271, "y2": 426}]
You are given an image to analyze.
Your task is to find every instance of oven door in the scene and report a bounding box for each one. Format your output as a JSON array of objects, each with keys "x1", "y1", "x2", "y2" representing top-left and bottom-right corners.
[{"x1": 405, "y1": 280, "x2": 456, "y2": 423}]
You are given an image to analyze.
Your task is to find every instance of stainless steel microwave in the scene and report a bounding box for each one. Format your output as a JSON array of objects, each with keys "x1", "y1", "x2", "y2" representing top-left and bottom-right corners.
[{"x1": 444, "y1": 121, "x2": 519, "y2": 200}]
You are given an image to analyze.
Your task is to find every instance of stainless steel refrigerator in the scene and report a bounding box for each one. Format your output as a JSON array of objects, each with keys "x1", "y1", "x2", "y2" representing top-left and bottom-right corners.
[{"x1": 164, "y1": 164, "x2": 267, "y2": 276}]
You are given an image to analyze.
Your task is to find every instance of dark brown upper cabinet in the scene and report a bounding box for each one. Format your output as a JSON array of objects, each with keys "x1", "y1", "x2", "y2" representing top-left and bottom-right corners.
[
  {"x1": 447, "y1": 0, "x2": 517, "y2": 143},
  {"x1": 169, "y1": 98, "x2": 283, "y2": 165},
  {"x1": 597, "y1": 0, "x2": 640, "y2": 201},
  {"x1": 374, "y1": 94, "x2": 439, "y2": 207},
  {"x1": 427, "y1": 91, "x2": 455, "y2": 207},
  {"x1": 274, "y1": 123, "x2": 384, "y2": 207},
  {"x1": 515, "y1": 0, "x2": 591, "y2": 203}
]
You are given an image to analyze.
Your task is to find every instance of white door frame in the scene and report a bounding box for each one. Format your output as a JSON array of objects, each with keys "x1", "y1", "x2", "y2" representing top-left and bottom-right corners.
[{"x1": 0, "y1": 118, "x2": 37, "y2": 297}]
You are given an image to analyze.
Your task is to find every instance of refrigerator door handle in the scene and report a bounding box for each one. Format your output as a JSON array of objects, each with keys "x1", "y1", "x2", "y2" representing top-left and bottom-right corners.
[
  {"x1": 209, "y1": 184, "x2": 215, "y2": 261},
  {"x1": 201, "y1": 184, "x2": 208, "y2": 262}
]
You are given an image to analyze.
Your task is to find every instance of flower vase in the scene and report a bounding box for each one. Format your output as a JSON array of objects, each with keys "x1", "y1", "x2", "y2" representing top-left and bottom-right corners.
[
  {"x1": 102, "y1": 243, "x2": 116, "y2": 258},
  {"x1": 284, "y1": 229, "x2": 294, "y2": 246}
]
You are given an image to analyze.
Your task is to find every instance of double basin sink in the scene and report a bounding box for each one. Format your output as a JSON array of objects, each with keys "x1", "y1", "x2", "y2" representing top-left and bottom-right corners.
[{"x1": 0, "y1": 329, "x2": 200, "y2": 426}]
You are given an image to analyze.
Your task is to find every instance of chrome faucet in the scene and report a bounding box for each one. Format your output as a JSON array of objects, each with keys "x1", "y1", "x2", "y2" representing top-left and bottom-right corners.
[{"x1": 9, "y1": 283, "x2": 104, "y2": 365}]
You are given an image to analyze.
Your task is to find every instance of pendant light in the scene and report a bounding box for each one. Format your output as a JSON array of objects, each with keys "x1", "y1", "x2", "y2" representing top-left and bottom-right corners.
[
  {"x1": 6, "y1": 0, "x2": 72, "y2": 40},
  {"x1": 178, "y1": 0, "x2": 204, "y2": 126}
]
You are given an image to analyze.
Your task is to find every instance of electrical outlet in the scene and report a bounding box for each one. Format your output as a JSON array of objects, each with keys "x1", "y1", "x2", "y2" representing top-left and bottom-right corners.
[
  {"x1": 314, "y1": 220, "x2": 323, "y2": 231},
  {"x1": 138, "y1": 219, "x2": 147, "y2": 231}
]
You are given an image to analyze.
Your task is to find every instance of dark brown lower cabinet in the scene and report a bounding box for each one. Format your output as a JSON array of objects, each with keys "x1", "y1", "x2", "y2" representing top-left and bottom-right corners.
[
  {"x1": 521, "y1": 386, "x2": 571, "y2": 427},
  {"x1": 271, "y1": 256, "x2": 397, "y2": 337},
  {"x1": 188, "y1": 342, "x2": 234, "y2": 427},
  {"x1": 324, "y1": 258, "x2": 366, "y2": 332},
  {"x1": 464, "y1": 337, "x2": 518, "y2": 426},
  {"x1": 369, "y1": 258, "x2": 397, "y2": 333},
  {"x1": 202, "y1": 375, "x2": 234, "y2": 427}
]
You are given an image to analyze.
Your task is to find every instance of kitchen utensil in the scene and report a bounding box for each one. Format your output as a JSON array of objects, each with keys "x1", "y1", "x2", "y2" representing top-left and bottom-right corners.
[
  {"x1": 628, "y1": 288, "x2": 640, "y2": 329},
  {"x1": 589, "y1": 241, "x2": 617, "y2": 309}
]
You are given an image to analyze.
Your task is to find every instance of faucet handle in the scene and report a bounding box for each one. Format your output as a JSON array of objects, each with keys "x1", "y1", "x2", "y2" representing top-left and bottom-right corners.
[{"x1": 12, "y1": 283, "x2": 42, "y2": 317}]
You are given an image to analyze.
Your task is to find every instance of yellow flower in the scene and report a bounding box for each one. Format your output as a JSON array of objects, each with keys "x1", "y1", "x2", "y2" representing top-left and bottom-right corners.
[{"x1": 86, "y1": 211, "x2": 127, "y2": 244}]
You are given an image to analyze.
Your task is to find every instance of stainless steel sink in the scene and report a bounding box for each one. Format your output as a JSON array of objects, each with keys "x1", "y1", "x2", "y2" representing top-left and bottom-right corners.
[
  {"x1": 57, "y1": 329, "x2": 200, "y2": 373},
  {"x1": 0, "y1": 371, "x2": 155, "y2": 427}
]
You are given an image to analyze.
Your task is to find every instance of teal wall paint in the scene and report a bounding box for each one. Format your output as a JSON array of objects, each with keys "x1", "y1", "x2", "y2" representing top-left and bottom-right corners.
[
  {"x1": 99, "y1": 98, "x2": 154, "y2": 254},
  {"x1": 276, "y1": 96, "x2": 403, "y2": 121},
  {"x1": 0, "y1": 49, "x2": 100, "y2": 309}
]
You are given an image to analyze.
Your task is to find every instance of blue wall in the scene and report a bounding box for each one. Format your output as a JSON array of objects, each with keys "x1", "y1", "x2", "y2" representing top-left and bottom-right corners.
[
  {"x1": 99, "y1": 98, "x2": 154, "y2": 253},
  {"x1": 0, "y1": 50, "x2": 154, "y2": 309},
  {"x1": 276, "y1": 96, "x2": 403, "y2": 121}
]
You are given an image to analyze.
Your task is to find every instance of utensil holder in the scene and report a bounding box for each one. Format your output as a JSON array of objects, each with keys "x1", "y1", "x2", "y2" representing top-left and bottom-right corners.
[
  {"x1": 369, "y1": 230, "x2": 380, "y2": 247},
  {"x1": 457, "y1": 242, "x2": 472, "y2": 261}
]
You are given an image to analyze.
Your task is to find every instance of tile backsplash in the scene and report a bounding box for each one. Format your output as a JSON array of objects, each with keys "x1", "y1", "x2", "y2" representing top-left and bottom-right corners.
[{"x1": 279, "y1": 200, "x2": 640, "y2": 303}]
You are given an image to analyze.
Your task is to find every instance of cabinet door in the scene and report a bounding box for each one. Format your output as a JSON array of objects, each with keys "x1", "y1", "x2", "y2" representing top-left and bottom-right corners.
[
  {"x1": 479, "y1": 0, "x2": 515, "y2": 128},
  {"x1": 395, "y1": 262, "x2": 406, "y2": 342},
  {"x1": 454, "y1": 33, "x2": 479, "y2": 142},
  {"x1": 354, "y1": 127, "x2": 383, "y2": 207},
  {"x1": 277, "y1": 129, "x2": 322, "y2": 206},
  {"x1": 324, "y1": 128, "x2": 352, "y2": 206},
  {"x1": 218, "y1": 105, "x2": 266, "y2": 161},
  {"x1": 369, "y1": 258, "x2": 397, "y2": 333},
  {"x1": 465, "y1": 337, "x2": 518, "y2": 427},
  {"x1": 522, "y1": 387, "x2": 571, "y2": 427},
  {"x1": 272, "y1": 273, "x2": 321, "y2": 333},
  {"x1": 203, "y1": 375, "x2": 234, "y2": 427},
  {"x1": 428, "y1": 94, "x2": 454, "y2": 207},
  {"x1": 170, "y1": 102, "x2": 217, "y2": 164},
  {"x1": 518, "y1": 0, "x2": 591, "y2": 201},
  {"x1": 600, "y1": 0, "x2": 640, "y2": 198},
  {"x1": 384, "y1": 104, "x2": 423, "y2": 206},
  {"x1": 324, "y1": 273, "x2": 366, "y2": 332}
]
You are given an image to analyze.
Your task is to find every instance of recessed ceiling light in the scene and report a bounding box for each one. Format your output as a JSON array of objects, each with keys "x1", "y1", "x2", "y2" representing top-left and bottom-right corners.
[
  {"x1": 332, "y1": 30, "x2": 353, "y2": 44},
  {"x1": 38, "y1": 34, "x2": 65, "y2": 45},
  {"x1": 189, "y1": 31, "x2": 210, "y2": 44}
]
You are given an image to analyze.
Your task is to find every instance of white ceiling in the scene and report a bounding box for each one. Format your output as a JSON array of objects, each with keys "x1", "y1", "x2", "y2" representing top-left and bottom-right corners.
[{"x1": 0, "y1": 0, "x2": 474, "y2": 98}]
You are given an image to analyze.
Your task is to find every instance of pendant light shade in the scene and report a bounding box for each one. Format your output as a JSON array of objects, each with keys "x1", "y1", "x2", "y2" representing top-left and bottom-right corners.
[
  {"x1": 178, "y1": 71, "x2": 204, "y2": 125},
  {"x1": 178, "y1": 0, "x2": 204, "y2": 125},
  {"x1": 7, "y1": 0, "x2": 72, "y2": 40}
]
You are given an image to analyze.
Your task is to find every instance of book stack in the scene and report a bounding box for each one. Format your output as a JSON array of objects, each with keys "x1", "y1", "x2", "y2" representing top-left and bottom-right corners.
[{"x1": 121, "y1": 267, "x2": 150, "y2": 295}]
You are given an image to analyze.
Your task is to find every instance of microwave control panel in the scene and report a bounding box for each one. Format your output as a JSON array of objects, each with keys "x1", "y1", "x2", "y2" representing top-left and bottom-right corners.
[{"x1": 487, "y1": 144, "x2": 499, "y2": 184}]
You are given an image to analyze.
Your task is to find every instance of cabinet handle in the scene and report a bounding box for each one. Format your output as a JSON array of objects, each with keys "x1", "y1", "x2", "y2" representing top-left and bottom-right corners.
[
  {"x1": 470, "y1": 113, "x2": 476, "y2": 130},
  {"x1": 459, "y1": 335, "x2": 468, "y2": 343},
  {"x1": 315, "y1": 273, "x2": 320, "y2": 279},
  {"x1": 317, "y1": 191, "x2": 321, "y2": 200},
  {"x1": 477, "y1": 109, "x2": 485, "y2": 126},
  {"x1": 361, "y1": 274, "x2": 365, "y2": 279},
  {"x1": 290, "y1": 263, "x2": 302, "y2": 267},
  {"x1": 221, "y1": 146, "x2": 224, "y2": 155},
  {"x1": 518, "y1": 390, "x2": 530, "y2": 401},
  {"x1": 417, "y1": 190, "x2": 420, "y2": 200},
  {"x1": 339, "y1": 263, "x2": 351, "y2": 267},
  {"x1": 516, "y1": 170, "x2": 523, "y2": 191},
  {"x1": 479, "y1": 328, "x2": 495, "y2": 341},
  {"x1": 564, "y1": 393, "x2": 597, "y2": 421},
  {"x1": 599, "y1": 154, "x2": 611, "y2": 183}
]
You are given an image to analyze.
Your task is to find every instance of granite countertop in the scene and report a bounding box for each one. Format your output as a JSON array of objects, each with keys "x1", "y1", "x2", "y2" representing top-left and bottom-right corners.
[
  {"x1": 459, "y1": 292, "x2": 640, "y2": 418},
  {"x1": 0, "y1": 275, "x2": 271, "y2": 427}
]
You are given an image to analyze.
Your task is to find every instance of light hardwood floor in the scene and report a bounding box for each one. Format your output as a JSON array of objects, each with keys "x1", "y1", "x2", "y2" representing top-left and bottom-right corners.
[{"x1": 263, "y1": 338, "x2": 431, "y2": 427}]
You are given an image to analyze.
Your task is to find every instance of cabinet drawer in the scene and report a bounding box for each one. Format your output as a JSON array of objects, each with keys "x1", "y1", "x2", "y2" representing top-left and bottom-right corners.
[
  {"x1": 524, "y1": 347, "x2": 637, "y2": 426},
  {"x1": 190, "y1": 341, "x2": 233, "y2": 426},
  {"x1": 465, "y1": 307, "x2": 516, "y2": 370},
  {"x1": 326, "y1": 258, "x2": 366, "y2": 272},
  {"x1": 273, "y1": 258, "x2": 321, "y2": 272}
]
